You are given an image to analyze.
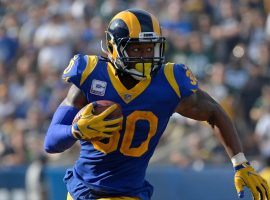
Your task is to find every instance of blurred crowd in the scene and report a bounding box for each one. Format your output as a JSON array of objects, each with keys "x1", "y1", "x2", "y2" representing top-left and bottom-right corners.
[{"x1": 0, "y1": 0, "x2": 270, "y2": 170}]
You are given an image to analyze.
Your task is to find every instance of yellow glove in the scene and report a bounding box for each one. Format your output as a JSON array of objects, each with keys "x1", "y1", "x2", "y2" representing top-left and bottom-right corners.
[
  {"x1": 72, "y1": 103, "x2": 123, "y2": 140},
  {"x1": 234, "y1": 162, "x2": 270, "y2": 199}
]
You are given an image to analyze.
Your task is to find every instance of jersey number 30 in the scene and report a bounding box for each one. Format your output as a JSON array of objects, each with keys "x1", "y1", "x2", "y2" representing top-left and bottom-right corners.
[{"x1": 91, "y1": 111, "x2": 158, "y2": 157}]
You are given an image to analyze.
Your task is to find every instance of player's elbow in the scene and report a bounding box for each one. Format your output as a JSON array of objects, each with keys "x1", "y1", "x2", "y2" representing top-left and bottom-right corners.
[
  {"x1": 207, "y1": 103, "x2": 228, "y2": 127},
  {"x1": 43, "y1": 136, "x2": 63, "y2": 154},
  {"x1": 44, "y1": 146, "x2": 55, "y2": 154},
  {"x1": 44, "y1": 142, "x2": 61, "y2": 154}
]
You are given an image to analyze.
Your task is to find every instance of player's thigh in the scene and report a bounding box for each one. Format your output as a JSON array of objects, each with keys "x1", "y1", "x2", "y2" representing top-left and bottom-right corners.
[
  {"x1": 98, "y1": 197, "x2": 139, "y2": 200},
  {"x1": 67, "y1": 193, "x2": 139, "y2": 200}
]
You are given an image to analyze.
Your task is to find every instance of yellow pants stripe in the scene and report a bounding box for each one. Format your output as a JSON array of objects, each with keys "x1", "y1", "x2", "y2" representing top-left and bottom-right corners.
[
  {"x1": 67, "y1": 193, "x2": 73, "y2": 200},
  {"x1": 67, "y1": 192, "x2": 139, "y2": 200}
]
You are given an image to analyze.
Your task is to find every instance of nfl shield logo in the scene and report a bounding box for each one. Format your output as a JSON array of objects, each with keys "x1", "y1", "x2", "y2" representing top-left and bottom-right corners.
[
  {"x1": 90, "y1": 79, "x2": 107, "y2": 96},
  {"x1": 124, "y1": 94, "x2": 132, "y2": 101}
]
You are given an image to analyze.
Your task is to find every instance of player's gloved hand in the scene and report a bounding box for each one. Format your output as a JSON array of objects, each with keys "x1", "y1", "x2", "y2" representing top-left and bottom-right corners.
[
  {"x1": 72, "y1": 103, "x2": 123, "y2": 140},
  {"x1": 234, "y1": 162, "x2": 270, "y2": 199}
]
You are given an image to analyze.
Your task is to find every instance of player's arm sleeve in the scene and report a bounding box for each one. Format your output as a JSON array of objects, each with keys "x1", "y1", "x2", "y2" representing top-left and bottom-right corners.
[
  {"x1": 44, "y1": 105, "x2": 79, "y2": 153},
  {"x1": 174, "y1": 64, "x2": 199, "y2": 99},
  {"x1": 45, "y1": 54, "x2": 96, "y2": 153}
]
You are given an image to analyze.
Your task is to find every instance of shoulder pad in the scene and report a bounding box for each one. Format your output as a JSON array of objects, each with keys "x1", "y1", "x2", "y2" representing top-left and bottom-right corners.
[
  {"x1": 62, "y1": 54, "x2": 98, "y2": 88},
  {"x1": 164, "y1": 63, "x2": 198, "y2": 99},
  {"x1": 164, "y1": 62, "x2": 181, "y2": 98}
]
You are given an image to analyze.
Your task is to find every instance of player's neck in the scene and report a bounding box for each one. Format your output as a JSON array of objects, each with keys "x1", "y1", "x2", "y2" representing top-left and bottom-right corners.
[{"x1": 118, "y1": 73, "x2": 140, "y2": 90}]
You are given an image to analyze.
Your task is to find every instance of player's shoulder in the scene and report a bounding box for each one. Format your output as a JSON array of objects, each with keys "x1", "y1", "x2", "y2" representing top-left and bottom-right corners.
[
  {"x1": 62, "y1": 54, "x2": 108, "y2": 87},
  {"x1": 163, "y1": 62, "x2": 198, "y2": 98},
  {"x1": 163, "y1": 62, "x2": 189, "y2": 71},
  {"x1": 163, "y1": 62, "x2": 195, "y2": 80}
]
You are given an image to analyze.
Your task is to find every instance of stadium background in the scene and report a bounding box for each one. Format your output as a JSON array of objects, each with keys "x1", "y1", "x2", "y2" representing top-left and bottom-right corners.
[{"x1": 0, "y1": 0, "x2": 270, "y2": 199}]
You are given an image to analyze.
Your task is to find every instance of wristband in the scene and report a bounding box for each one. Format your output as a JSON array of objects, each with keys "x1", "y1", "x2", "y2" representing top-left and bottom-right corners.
[
  {"x1": 234, "y1": 162, "x2": 250, "y2": 171},
  {"x1": 231, "y1": 152, "x2": 248, "y2": 166}
]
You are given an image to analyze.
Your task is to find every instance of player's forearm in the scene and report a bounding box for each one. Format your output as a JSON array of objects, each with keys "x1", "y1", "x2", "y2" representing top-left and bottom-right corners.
[
  {"x1": 210, "y1": 105, "x2": 243, "y2": 158},
  {"x1": 44, "y1": 106, "x2": 79, "y2": 153},
  {"x1": 44, "y1": 124, "x2": 77, "y2": 153}
]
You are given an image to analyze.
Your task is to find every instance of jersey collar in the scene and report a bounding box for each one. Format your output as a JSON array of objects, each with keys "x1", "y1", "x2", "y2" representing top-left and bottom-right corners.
[{"x1": 107, "y1": 63, "x2": 151, "y2": 104}]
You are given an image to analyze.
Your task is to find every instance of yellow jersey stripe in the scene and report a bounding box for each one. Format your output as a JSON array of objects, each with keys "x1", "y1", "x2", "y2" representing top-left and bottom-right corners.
[
  {"x1": 80, "y1": 56, "x2": 98, "y2": 86},
  {"x1": 164, "y1": 63, "x2": 181, "y2": 98}
]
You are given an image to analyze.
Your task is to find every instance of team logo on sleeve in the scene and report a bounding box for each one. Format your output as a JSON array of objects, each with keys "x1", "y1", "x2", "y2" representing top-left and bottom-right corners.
[{"x1": 90, "y1": 79, "x2": 107, "y2": 96}]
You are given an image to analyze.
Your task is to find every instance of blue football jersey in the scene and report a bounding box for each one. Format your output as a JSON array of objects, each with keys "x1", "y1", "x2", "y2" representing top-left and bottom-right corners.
[{"x1": 62, "y1": 54, "x2": 198, "y2": 200}]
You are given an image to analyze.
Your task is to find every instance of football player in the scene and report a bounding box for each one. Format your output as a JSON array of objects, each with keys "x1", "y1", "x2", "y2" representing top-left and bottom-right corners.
[{"x1": 44, "y1": 9, "x2": 270, "y2": 200}]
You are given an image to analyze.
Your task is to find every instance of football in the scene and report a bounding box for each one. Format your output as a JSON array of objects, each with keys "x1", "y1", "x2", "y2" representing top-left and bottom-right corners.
[{"x1": 72, "y1": 100, "x2": 122, "y2": 124}]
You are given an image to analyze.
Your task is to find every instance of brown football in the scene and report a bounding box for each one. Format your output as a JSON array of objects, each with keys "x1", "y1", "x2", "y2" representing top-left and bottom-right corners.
[{"x1": 72, "y1": 100, "x2": 122, "y2": 124}]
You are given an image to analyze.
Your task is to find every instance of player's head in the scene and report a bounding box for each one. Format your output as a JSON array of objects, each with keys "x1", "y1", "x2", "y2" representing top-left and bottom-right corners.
[{"x1": 104, "y1": 9, "x2": 166, "y2": 80}]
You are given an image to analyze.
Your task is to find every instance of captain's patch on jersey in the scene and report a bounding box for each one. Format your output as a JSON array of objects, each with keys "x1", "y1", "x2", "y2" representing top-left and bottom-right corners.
[{"x1": 90, "y1": 79, "x2": 107, "y2": 96}]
